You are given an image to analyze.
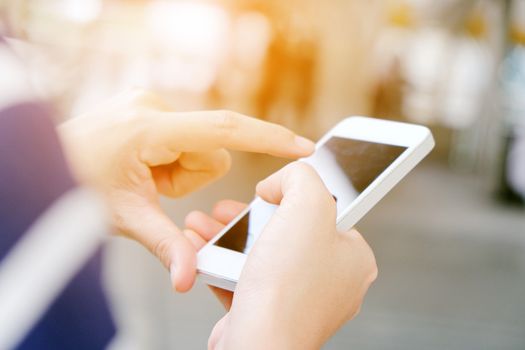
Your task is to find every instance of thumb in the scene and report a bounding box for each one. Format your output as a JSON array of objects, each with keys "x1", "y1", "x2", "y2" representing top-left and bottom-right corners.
[
  {"x1": 255, "y1": 162, "x2": 335, "y2": 213},
  {"x1": 254, "y1": 162, "x2": 336, "y2": 239},
  {"x1": 113, "y1": 196, "x2": 197, "y2": 292}
]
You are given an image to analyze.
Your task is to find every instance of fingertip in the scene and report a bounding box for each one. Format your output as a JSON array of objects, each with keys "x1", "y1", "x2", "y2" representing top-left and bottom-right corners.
[
  {"x1": 169, "y1": 238, "x2": 197, "y2": 293},
  {"x1": 211, "y1": 199, "x2": 247, "y2": 223},
  {"x1": 254, "y1": 181, "x2": 264, "y2": 195},
  {"x1": 211, "y1": 200, "x2": 229, "y2": 218},
  {"x1": 169, "y1": 262, "x2": 178, "y2": 290},
  {"x1": 175, "y1": 278, "x2": 195, "y2": 293},
  {"x1": 254, "y1": 167, "x2": 288, "y2": 204},
  {"x1": 171, "y1": 260, "x2": 197, "y2": 293},
  {"x1": 185, "y1": 210, "x2": 205, "y2": 229},
  {"x1": 254, "y1": 179, "x2": 273, "y2": 202}
]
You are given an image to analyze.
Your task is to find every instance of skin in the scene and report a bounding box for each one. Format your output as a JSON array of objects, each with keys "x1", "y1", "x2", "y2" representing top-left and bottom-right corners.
[
  {"x1": 186, "y1": 162, "x2": 378, "y2": 349},
  {"x1": 58, "y1": 88, "x2": 315, "y2": 292},
  {"x1": 60, "y1": 90, "x2": 377, "y2": 348}
]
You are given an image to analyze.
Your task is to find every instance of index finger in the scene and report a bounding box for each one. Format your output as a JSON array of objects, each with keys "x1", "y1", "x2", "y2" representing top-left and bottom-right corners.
[{"x1": 149, "y1": 110, "x2": 315, "y2": 158}]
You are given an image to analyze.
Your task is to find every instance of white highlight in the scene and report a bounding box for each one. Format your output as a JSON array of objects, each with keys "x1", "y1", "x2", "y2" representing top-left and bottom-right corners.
[
  {"x1": 0, "y1": 46, "x2": 34, "y2": 111},
  {"x1": 146, "y1": 1, "x2": 230, "y2": 93},
  {"x1": 56, "y1": 0, "x2": 102, "y2": 23}
]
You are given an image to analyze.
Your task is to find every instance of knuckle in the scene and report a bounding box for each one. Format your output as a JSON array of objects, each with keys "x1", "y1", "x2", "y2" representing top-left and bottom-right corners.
[
  {"x1": 214, "y1": 110, "x2": 239, "y2": 135},
  {"x1": 152, "y1": 236, "x2": 174, "y2": 268},
  {"x1": 111, "y1": 209, "x2": 128, "y2": 233}
]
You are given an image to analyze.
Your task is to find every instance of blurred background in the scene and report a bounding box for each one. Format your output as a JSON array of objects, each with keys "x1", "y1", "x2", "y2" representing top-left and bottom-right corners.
[{"x1": 1, "y1": 0, "x2": 525, "y2": 348}]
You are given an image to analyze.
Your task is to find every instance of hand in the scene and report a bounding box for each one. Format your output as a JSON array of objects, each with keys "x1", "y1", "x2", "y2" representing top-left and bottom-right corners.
[
  {"x1": 58, "y1": 89, "x2": 315, "y2": 292},
  {"x1": 185, "y1": 162, "x2": 378, "y2": 350}
]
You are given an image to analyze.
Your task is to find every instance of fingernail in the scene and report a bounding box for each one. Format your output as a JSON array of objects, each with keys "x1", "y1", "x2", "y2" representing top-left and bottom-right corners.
[
  {"x1": 170, "y1": 262, "x2": 177, "y2": 286},
  {"x1": 294, "y1": 136, "x2": 315, "y2": 153}
]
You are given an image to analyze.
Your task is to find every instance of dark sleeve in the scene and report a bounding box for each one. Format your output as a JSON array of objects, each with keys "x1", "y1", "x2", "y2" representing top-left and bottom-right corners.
[
  {"x1": 0, "y1": 102, "x2": 76, "y2": 261},
  {"x1": 0, "y1": 102, "x2": 116, "y2": 349}
]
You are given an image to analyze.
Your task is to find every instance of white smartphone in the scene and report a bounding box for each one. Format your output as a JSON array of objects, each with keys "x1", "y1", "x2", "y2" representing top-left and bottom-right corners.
[{"x1": 197, "y1": 116, "x2": 434, "y2": 291}]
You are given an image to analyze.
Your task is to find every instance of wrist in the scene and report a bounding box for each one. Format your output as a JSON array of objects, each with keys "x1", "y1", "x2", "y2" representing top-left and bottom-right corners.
[{"x1": 220, "y1": 290, "x2": 325, "y2": 350}]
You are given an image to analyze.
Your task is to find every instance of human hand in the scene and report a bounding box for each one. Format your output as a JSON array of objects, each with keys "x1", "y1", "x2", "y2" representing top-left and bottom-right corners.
[
  {"x1": 185, "y1": 162, "x2": 378, "y2": 350},
  {"x1": 58, "y1": 89, "x2": 315, "y2": 292}
]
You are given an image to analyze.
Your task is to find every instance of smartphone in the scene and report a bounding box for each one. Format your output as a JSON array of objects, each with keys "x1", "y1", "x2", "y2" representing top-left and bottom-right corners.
[{"x1": 197, "y1": 116, "x2": 434, "y2": 291}]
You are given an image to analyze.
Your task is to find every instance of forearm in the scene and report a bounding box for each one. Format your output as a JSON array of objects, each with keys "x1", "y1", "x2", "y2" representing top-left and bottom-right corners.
[{"x1": 219, "y1": 322, "x2": 298, "y2": 350}]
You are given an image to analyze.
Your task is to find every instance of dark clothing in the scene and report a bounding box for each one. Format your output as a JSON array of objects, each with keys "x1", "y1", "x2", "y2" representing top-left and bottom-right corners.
[{"x1": 0, "y1": 47, "x2": 115, "y2": 348}]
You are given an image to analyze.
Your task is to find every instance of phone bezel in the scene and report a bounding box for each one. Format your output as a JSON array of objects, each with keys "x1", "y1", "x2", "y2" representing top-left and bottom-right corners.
[{"x1": 197, "y1": 116, "x2": 434, "y2": 289}]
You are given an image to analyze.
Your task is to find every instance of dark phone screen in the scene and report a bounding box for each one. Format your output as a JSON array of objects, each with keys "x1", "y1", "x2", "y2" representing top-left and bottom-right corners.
[{"x1": 215, "y1": 136, "x2": 407, "y2": 253}]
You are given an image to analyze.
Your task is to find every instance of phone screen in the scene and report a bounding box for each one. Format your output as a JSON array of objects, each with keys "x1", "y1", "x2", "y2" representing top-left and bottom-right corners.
[{"x1": 214, "y1": 136, "x2": 407, "y2": 254}]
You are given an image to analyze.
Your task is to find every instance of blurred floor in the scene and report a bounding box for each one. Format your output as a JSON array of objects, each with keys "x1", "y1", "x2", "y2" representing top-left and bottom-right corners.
[
  {"x1": 327, "y1": 161, "x2": 525, "y2": 350},
  {"x1": 105, "y1": 158, "x2": 525, "y2": 350}
]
